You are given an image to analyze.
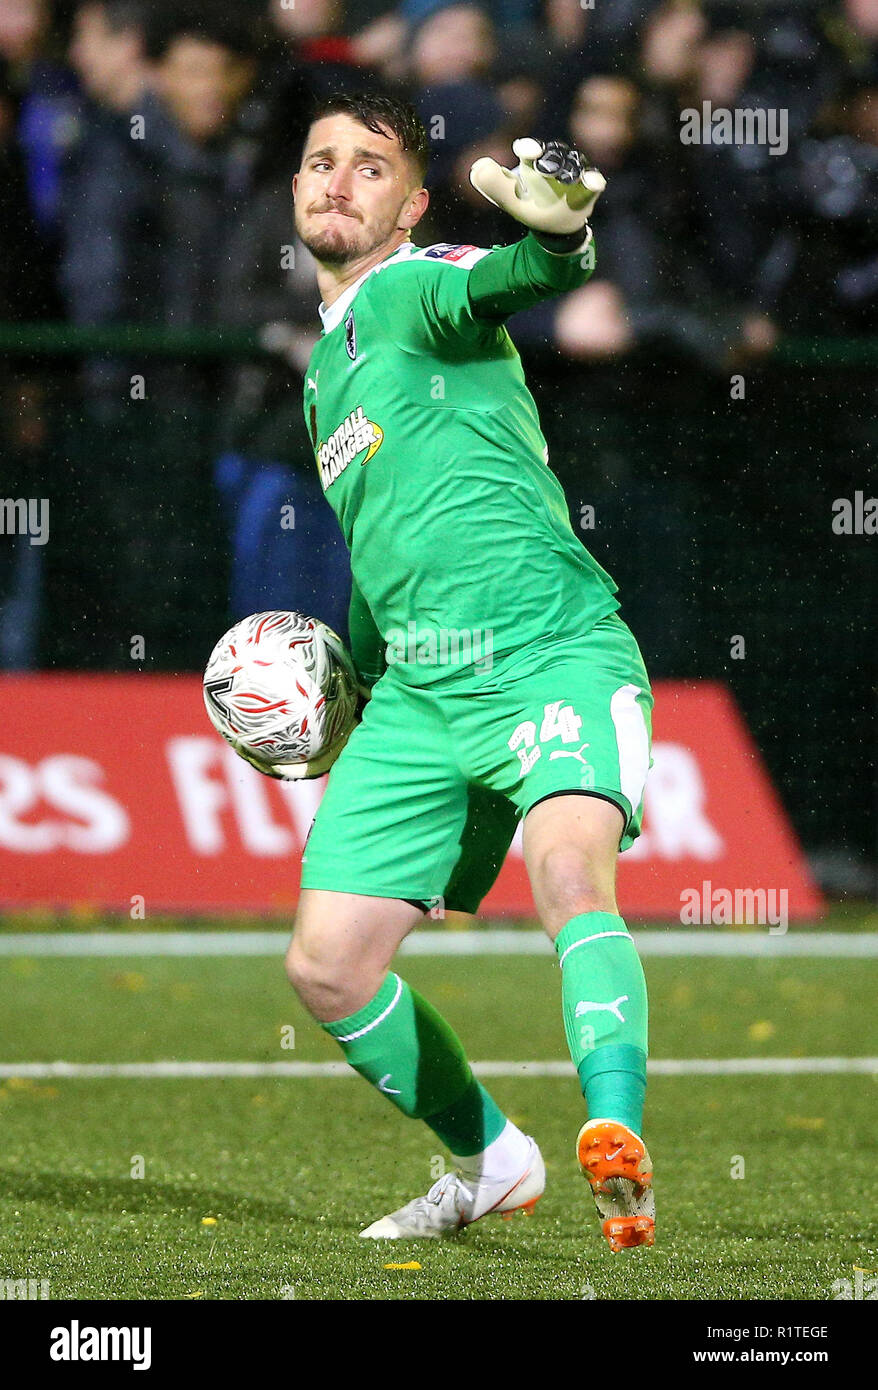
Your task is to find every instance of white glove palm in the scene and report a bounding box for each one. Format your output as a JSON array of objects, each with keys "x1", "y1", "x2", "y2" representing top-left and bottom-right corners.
[
  {"x1": 470, "y1": 139, "x2": 606, "y2": 236},
  {"x1": 234, "y1": 727, "x2": 352, "y2": 781}
]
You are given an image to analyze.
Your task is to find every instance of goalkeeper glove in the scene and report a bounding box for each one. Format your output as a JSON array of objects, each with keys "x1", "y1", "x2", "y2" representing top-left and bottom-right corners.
[
  {"x1": 233, "y1": 726, "x2": 353, "y2": 781},
  {"x1": 232, "y1": 686, "x2": 373, "y2": 782},
  {"x1": 470, "y1": 138, "x2": 605, "y2": 249}
]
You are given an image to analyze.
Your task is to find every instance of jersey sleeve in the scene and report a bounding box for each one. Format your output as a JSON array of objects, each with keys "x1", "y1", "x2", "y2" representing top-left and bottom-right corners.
[
  {"x1": 392, "y1": 231, "x2": 596, "y2": 347},
  {"x1": 467, "y1": 230, "x2": 595, "y2": 320}
]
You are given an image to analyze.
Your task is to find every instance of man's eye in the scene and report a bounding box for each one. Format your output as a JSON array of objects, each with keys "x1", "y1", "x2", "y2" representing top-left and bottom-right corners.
[{"x1": 361, "y1": 167, "x2": 380, "y2": 177}]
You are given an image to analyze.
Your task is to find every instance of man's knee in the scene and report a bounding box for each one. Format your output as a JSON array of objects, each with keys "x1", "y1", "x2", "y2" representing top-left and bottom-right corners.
[
  {"x1": 523, "y1": 795, "x2": 624, "y2": 926},
  {"x1": 284, "y1": 933, "x2": 313, "y2": 992},
  {"x1": 286, "y1": 891, "x2": 423, "y2": 1018},
  {"x1": 285, "y1": 930, "x2": 351, "y2": 1018},
  {"x1": 532, "y1": 840, "x2": 610, "y2": 900}
]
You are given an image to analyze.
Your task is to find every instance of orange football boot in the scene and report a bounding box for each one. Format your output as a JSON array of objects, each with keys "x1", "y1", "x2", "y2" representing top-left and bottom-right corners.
[{"x1": 577, "y1": 1118, "x2": 655, "y2": 1252}]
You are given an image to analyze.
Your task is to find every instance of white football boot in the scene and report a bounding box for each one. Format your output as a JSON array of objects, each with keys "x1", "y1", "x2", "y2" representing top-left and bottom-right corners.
[{"x1": 359, "y1": 1135, "x2": 545, "y2": 1239}]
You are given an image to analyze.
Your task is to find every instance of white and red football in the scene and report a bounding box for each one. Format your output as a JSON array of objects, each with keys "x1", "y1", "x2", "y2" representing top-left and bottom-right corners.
[{"x1": 203, "y1": 611, "x2": 358, "y2": 779}]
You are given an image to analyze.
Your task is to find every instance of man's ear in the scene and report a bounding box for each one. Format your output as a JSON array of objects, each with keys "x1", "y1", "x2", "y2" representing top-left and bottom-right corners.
[
  {"x1": 292, "y1": 172, "x2": 298, "y2": 199},
  {"x1": 400, "y1": 185, "x2": 429, "y2": 230}
]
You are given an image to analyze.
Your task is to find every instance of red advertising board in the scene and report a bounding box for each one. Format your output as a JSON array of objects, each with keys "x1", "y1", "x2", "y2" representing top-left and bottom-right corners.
[{"x1": 0, "y1": 676, "x2": 822, "y2": 918}]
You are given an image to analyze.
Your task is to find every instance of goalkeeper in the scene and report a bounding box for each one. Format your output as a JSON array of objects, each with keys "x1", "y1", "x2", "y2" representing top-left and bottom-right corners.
[{"x1": 286, "y1": 92, "x2": 655, "y2": 1252}]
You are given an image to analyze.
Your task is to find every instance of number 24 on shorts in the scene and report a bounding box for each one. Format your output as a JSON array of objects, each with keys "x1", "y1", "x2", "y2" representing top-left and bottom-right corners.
[{"x1": 508, "y1": 700, "x2": 590, "y2": 777}]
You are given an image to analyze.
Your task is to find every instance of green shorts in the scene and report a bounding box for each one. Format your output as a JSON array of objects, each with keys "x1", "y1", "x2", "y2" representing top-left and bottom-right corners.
[{"x1": 300, "y1": 611, "x2": 653, "y2": 913}]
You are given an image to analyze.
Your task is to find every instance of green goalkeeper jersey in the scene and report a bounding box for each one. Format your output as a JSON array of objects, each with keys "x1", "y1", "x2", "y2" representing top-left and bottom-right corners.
[{"x1": 303, "y1": 231, "x2": 619, "y2": 686}]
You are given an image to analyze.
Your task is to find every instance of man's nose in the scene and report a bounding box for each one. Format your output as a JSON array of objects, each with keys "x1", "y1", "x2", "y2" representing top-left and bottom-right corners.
[{"x1": 325, "y1": 165, "x2": 353, "y2": 200}]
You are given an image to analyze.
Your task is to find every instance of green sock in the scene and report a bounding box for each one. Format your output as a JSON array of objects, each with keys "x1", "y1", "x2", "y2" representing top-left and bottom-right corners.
[
  {"x1": 322, "y1": 973, "x2": 507, "y2": 1157},
  {"x1": 555, "y1": 911, "x2": 648, "y2": 1133}
]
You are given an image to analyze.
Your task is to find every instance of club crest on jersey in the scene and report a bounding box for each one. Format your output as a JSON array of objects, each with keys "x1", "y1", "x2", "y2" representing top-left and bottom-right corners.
[
  {"x1": 344, "y1": 309, "x2": 357, "y2": 360},
  {"x1": 317, "y1": 405, "x2": 383, "y2": 488},
  {"x1": 424, "y1": 243, "x2": 478, "y2": 262}
]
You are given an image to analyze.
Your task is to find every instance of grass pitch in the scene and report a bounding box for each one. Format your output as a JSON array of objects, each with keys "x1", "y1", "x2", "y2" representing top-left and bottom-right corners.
[{"x1": 0, "y1": 939, "x2": 876, "y2": 1300}]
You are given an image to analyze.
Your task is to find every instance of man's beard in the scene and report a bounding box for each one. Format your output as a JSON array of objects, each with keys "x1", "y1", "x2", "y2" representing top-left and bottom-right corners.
[
  {"x1": 296, "y1": 212, "x2": 366, "y2": 265},
  {"x1": 295, "y1": 207, "x2": 399, "y2": 266},
  {"x1": 299, "y1": 225, "x2": 361, "y2": 264}
]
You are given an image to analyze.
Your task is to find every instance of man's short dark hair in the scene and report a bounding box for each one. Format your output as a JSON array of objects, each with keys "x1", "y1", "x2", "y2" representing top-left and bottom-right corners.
[{"x1": 308, "y1": 91, "x2": 430, "y2": 185}]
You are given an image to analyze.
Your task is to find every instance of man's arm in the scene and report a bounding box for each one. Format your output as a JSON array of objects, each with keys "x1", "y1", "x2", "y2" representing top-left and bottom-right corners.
[
  {"x1": 465, "y1": 138, "x2": 603, "y2": 320},
  {"x1": 348, "y1": 574, "x2": 386, "y2": 693},
  {"x1": 465, "y1": 227, "x2": 595, "y2": 322},
  {"x1": 404, "y1": 140, "x2": 604, "y2": 336},
  {"x1": 408, "y1": 229, "x2": 597, "y2": 345}
]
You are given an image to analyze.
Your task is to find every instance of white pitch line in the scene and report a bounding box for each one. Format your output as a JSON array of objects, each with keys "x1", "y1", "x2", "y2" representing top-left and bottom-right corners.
[
  {"x1": 0, "y1": 931, "x2": 876, "y2": 957},
  {"x1": 0, "y1": 1058, "x2": 875, "y2": 1079}
]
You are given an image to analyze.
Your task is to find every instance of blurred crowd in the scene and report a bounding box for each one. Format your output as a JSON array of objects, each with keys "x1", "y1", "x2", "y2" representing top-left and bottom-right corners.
[{"x1": 1, "y1": 0, "x2": 877, "y2": 667}]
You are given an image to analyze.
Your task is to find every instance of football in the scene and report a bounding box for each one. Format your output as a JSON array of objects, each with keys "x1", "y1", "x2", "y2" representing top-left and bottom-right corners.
[{"x1": 203, "y1": 610, "x2": 359, "y2": 779}]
